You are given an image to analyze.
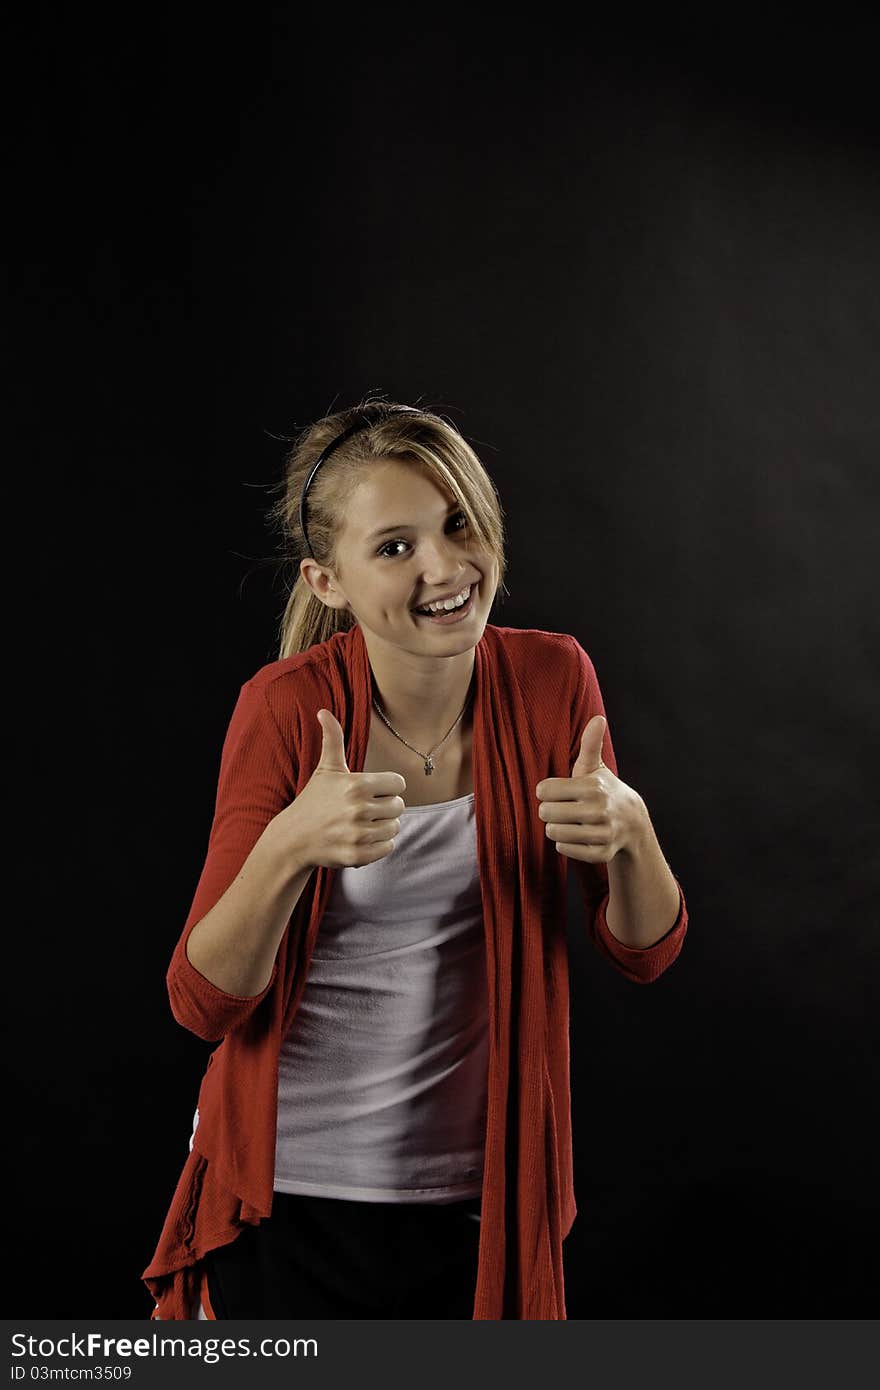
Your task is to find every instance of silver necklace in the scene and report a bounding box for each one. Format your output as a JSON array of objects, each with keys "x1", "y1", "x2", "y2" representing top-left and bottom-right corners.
[{"x1": 371, "y1": 683, "x2": 473, "y2": 776}]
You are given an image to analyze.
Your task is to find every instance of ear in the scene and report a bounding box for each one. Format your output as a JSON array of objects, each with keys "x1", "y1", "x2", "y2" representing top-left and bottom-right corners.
[{"x1": 300, "y1": 558, "x2": 350, "y2": 610}]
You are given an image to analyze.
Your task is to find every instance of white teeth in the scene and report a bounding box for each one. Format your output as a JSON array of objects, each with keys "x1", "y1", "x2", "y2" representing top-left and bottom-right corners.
[{"x1": 420, "y1": 584, "x2": 471, "y2": 614}]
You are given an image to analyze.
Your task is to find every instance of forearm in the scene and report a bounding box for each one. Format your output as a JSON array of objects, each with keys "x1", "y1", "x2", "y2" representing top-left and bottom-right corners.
[
  {"x1": 184, "y1": 816, "x2": 315, "y2": 998},
  {"x1": 605, "y1": 801, "x2": 682, "y2": 949}
]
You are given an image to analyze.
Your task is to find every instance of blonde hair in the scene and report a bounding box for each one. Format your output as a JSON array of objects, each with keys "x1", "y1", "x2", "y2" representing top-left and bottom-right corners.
[{"x1": 265, "y1": 394, "x2": 510, "y2": 658}]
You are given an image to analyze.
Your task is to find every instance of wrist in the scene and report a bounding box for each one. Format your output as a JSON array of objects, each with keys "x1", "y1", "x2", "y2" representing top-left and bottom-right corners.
[
  {"x1": 620, "y1": 791, "x2": 652, "y2": 859},
  {"x1": 260, "y1": 807, "x2": 315, "y2": 881}
]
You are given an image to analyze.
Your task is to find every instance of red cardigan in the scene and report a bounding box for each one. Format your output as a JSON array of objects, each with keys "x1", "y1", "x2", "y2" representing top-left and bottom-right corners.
[{"x1": 142, "y1": 621, "x2": 688, "y2": 1319}]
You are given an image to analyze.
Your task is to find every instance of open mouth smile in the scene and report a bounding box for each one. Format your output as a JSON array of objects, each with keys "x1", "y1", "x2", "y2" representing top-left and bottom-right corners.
[{"x1": 412, "y1": 582, "x2": 477, "y2": 624}]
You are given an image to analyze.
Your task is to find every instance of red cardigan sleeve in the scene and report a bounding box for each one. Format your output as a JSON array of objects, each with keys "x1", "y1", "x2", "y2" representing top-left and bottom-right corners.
[
  {"x1": 566, "y1": 636, "x2": 688, "y2": 984},
  {"x1": 165, "y1": 677, "x2": 298, "y2": 1041}
]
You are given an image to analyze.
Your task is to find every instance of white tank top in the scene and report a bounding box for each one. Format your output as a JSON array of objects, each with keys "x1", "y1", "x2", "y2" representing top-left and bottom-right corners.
[{"x1": 273, "y1": 791, "x2": 488, "y2": 1203}]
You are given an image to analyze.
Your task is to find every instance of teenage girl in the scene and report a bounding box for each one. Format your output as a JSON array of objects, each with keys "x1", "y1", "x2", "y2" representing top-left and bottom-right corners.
[{"x1": 147, "y1": 396, "x2": 686, "y2": 1320}]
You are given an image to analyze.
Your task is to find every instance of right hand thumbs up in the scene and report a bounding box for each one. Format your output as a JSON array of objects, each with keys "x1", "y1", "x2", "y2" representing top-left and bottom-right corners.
[
  {"x1": 271, "y1": 708, "x2": 407, "y2": 871},
  {"x1": 316, "y1": 708, "x2": 350, "y2": 773}
]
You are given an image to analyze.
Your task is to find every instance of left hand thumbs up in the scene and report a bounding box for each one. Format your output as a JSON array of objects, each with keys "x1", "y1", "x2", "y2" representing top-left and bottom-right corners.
[{"x1": 535, "y1": 713, "x2": 646, "y2": 863}]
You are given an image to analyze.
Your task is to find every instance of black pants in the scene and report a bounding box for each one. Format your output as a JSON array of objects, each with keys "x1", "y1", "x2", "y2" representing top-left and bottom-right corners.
[{"x1": 203, "y1": 1189, "x2": 483, "y2": 1319}]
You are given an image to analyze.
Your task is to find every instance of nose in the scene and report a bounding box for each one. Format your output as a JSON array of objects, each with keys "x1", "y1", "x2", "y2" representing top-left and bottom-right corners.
[{"x1": 418, "y1": 532, "x2": 466, "y2": 586}]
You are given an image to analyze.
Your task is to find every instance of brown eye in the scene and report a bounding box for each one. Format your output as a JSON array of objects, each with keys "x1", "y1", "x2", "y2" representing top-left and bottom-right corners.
[{"x1": 377, "y1": 512, "x2": 468, "y2": 558}]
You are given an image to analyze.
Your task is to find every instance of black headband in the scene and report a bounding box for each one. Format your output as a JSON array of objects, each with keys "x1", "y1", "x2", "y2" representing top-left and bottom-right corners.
[{"x1": 298, "y1": 405, "x2": 424, "y2": 558}]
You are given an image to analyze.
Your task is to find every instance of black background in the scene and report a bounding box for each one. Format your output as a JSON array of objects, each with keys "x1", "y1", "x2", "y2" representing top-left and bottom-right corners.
[{"x1": 8, "y1": 10, "x2": 879, "y2": 1316}]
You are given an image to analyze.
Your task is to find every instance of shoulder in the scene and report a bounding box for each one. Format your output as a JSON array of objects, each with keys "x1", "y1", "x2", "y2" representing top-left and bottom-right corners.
[
  {"x1": 482, "y1": 622, "x2": 593, "y2": 684},
  {"x1": 234, "y1": 633, "x2": 349, "y2": 733},
  {"x1": 244, "y1": 644, "x2": 338, "y2": 698}
]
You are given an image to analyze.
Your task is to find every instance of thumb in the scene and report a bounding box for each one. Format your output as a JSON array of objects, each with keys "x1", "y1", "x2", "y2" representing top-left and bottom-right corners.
[
  {"x1": 316, "y1": 709, "x2": 350, "y2": 773},
  {"x1": 572, "y1": 714, "x2": 606, "y2": 777}
]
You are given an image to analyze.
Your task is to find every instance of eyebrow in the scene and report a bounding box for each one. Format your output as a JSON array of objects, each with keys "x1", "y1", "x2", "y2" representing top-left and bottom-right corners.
[{"x1": 365, "y1": 502, "x2": 462, "y2": 543}]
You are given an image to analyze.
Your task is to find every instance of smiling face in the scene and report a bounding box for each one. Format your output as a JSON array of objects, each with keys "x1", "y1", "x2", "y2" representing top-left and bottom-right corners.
[{"x1": 302, "y1": 458, "x2": 498, "y2": 657}]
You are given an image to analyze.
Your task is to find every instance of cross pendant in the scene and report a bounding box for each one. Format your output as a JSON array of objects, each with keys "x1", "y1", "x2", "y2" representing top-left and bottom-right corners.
[{"x1": 424, "y1": 757, "x2": 434, "y2": 775}]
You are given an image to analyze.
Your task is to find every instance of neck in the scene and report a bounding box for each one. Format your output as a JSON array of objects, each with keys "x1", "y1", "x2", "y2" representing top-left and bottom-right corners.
[{"x1": 360, "y1": 627, "x2": 476, "y2": 742}]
